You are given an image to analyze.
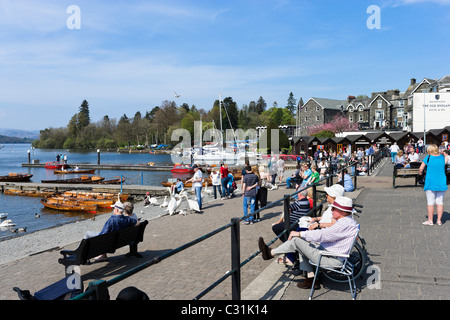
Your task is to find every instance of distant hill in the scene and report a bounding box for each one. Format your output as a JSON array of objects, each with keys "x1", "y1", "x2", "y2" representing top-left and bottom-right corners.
[
  {"x1": 0, "y1": 128, "x2": 40, "y2": 140},
  {"x1": 0, "y1": 135, "x2": 34, "y2": 143}
]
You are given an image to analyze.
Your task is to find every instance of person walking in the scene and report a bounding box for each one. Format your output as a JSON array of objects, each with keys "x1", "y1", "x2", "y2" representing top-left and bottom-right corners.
[
  {"x1": 419, "y1": 144, "x2": 447, "y2": 226},
  {"x1": 390, "y1": 142, "x2": 400, "y2": 164},
  {"x1": 242, "y1": 166, "x2": 259, "y2": 225}
]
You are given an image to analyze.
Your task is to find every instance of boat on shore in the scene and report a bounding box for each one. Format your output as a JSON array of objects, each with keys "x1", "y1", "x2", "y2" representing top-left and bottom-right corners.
[
  {"x1": 41, "y1": 175, "x2": 105, "y2": 184},
  {"x1": 54, "y1": 169, "x2": 96, "y2": 174},
  {"x1": 0, "y1": 173, "x2": 33, "y2": 182}
]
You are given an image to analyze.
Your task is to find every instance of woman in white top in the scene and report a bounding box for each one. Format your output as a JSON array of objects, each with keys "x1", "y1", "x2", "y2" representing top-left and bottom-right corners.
[
  {"x1": 210, "y1": 170, "x2": 222, "y2": 199},
  {"x1": 307, "y1": 184, "x2": 345, "y2": 230}
]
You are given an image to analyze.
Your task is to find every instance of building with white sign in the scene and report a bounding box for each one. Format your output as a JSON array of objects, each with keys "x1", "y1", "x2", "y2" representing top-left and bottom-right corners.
[{"x1": 413, "y1": 92, "x2": 450, "y2": 132}]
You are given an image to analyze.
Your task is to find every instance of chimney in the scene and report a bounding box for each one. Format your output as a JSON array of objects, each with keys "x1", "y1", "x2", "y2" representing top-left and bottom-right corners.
[
  {"x1": 347, "y1": 95, "x2": 356, "y2": 103},
  {"x1": 410, "y1": 78, "x2": 416, "y2": 86}
]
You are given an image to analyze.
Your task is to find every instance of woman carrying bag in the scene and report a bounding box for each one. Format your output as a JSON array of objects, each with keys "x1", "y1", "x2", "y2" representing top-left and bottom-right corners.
[{"x1": 419, "y1": 144, "x2": 447, "y2": 226}]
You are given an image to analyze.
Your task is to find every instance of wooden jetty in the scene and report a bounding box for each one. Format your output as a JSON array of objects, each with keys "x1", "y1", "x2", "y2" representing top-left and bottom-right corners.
[{"x1": 0, "y1": 182, "x2": 169, "y2": 197}]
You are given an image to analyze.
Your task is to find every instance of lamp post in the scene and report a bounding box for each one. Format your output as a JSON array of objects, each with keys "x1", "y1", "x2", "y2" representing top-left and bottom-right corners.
[{"x1": 422, "y1": 89, "x2": 427, "y2": 150}]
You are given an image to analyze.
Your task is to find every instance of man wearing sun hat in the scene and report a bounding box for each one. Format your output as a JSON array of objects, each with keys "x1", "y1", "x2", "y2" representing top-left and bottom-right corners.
[
  {"x1": 258, "y1": 196, "x2": 359, "y2": 289},
  {"x1": 83, "y1": 200, "x2": 140, "y2": 262}
]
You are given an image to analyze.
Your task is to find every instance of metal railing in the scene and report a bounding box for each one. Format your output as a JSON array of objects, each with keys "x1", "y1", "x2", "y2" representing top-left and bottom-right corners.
[{"x1": 71, "y1": 161, "x2": 361, "y2": 300}]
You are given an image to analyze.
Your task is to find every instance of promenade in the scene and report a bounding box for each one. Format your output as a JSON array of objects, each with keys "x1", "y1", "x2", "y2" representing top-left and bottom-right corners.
[{"x1": 0, "y1": 158, "x2": 449, "y2": 301}]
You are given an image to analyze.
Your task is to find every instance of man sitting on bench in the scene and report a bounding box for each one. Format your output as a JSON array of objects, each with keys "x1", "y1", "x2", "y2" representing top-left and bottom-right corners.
[{"x1": 83, "y1": 200, "x2": 140, "y2": 262}]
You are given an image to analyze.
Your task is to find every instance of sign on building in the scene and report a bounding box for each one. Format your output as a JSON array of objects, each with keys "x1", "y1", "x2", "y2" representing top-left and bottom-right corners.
[{"x1": 413, "y1": 92, "x2": 450, "y2": 132}]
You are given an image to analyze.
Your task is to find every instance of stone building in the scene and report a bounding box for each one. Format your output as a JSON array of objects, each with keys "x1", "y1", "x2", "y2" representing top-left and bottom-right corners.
[{"x1": 296, "y1": 75, "x2": 450, "y2": 136}]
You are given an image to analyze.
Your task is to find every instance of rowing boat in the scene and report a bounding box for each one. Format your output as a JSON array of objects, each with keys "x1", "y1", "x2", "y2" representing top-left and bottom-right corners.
[
  {"x1": 4, "y1": 189, "x2": 55, "y2": 197},
  {"x1": 40, "y1": 198, "x2": 98, "y2": 212},
  {"x1": 62, "y1": 191, "x2": 129, "y2": 202},
  {"x1": 41, "y1": 176, "x2": 105, "y2": 184},
  {"x1": 45, "y1": 196, "x2": 114, "y2": 208},
  {"x1": 0, "y1": 173, "x2": 33, "y2": 182}
]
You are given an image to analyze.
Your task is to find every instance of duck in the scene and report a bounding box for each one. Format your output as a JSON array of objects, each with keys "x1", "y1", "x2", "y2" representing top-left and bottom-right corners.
[{"x1": 35, "y1": 213, "x2": 40, "y2": 218}]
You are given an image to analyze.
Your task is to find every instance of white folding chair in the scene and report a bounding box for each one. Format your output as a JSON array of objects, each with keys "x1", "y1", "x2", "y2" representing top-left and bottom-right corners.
[{"x1": 308, "y1": 225, "x2": 360, "y2": 300}]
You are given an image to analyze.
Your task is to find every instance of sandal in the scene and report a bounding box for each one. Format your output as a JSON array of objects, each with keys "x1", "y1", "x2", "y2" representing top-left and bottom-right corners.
[{"x1": 422, "y1": 220, "x2": 434, "y2": 226}]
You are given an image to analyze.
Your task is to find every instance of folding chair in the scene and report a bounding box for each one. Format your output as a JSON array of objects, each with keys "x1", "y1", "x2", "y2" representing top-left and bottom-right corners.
[{"x1": 308, "y1": 226, "x2": 360, "y2": 300}]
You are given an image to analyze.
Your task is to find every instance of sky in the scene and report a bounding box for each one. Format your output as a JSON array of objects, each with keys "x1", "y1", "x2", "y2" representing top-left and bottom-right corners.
[{"x1": 0, "y1": 0, "x2": 449, "y2": 131}]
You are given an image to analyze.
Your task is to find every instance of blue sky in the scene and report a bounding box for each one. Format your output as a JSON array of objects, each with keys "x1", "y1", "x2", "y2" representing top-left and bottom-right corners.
[{"x1": 1, "y1": 0, "x2": 449, "y2": 131}]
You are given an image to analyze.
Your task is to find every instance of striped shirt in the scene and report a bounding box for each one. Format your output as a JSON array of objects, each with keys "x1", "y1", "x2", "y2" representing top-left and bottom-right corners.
[
  {"x1": 301, "y1": 216, "x2": 359, "y2": 256},
  {"x1": 289, "y1": 198, "x2": 311, "y2": 223}
]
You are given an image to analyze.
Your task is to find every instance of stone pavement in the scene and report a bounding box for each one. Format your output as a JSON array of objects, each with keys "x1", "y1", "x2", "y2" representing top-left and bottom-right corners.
[
  {"x1": 0, "y1": 158, "x2": 449, "y2": 301},
  {"x1": 245, "y1": 158, "x2": 450, "y2": 300}
]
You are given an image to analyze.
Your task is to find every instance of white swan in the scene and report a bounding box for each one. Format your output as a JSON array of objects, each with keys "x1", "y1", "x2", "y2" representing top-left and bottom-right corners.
[
  {"x1": 182, "y1": 194, "x2": 201, "y2": 213},
  {"x1": 160, "y1": 196, "x2": 169, "y2": 208},
  {"x1": 0, "y1": 220, "x2": 15, "y2": 227},
  {"x1": 168, "y1": 196, "x2": 183, "y2": 215}
]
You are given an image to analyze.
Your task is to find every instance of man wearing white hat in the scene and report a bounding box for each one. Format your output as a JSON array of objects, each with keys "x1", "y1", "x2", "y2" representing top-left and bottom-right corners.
[
  {"x1": 83, "y1": 200, "x2": 140, "y2": 262},
  {"x1": 258, "y1": 196, "x2": 359, "y2": 289}
]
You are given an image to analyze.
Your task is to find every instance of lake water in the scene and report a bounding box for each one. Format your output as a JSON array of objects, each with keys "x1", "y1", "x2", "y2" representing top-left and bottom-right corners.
[{"x1": 0, "y1": 144, "x2": 179, "y2": 240}]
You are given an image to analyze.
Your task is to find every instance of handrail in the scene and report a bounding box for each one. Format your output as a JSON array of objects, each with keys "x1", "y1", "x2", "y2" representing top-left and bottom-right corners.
[{"x1": 71, "y1": 159, "x2": 362, "y2": 300}]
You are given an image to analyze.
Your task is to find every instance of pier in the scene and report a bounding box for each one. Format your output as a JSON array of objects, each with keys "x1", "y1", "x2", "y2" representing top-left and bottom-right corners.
[{"x1": 0, "y1": 181, "x2": 169, "y2": 197}]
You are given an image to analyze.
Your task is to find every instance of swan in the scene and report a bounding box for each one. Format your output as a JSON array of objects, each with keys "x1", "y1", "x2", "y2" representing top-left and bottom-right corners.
[
  {"x1": 0, "y1": 220, "x2": 15, "y2": 227},
  {"x1": 168, "y1": 196, "x2": 183, "y2": 215},
  {"x1": 182, "y1": 194, "x2": 201, "y2": 213},
  {"x1": 203, "y1": 182, "x2": 213, "y2": 197},
  {"x1": 160, "y1": 196, "x2": 169, "y2": 208}
]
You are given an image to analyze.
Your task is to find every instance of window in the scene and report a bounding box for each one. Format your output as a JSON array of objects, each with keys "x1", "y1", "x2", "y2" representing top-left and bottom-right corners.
[
  {"x1": 359, "y1": 114, "x2": 363, "y2": 122},
  {"x1": 305, "y1": 107, "x2": 308, "y2": 112},
  {"x1": 305, "y1": 116, "x2": 308, "y2": 121},
  {"x1": 349, "y1": 115, "x2": 353, "y2": 122},
  {"x1": 377, "y1": 100, "x2": 382, "y2": 108},
  {"x1": 316, "y1": 106, "x2": 320, "y2": 111},
  {"x1": 316, "y1": 115, "x2": 320, "y2": 121}
]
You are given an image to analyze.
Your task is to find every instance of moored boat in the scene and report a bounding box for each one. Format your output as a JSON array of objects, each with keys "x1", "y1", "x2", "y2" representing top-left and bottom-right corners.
[
  {"x1": 170, "y1": 163, "x2": 194, "y2": 173},
  {"x1": 62, "y1": 191, "x2": 129, "y2": 202},
  {"x1": 41, "y1": 176, "x2": 105, "y2": 184},
  {"x1": 4, "y1": 188, "x2": 55, "y2": 197},
  {"x1": 0, "y1": 173, "x2": 33, "y2": 182},
  {"x1": 40, "y1": 198, "x2": 98, "y2": 212},
  {"x1": 44, "y1": 161, "x2": 65, "y2": 169}
]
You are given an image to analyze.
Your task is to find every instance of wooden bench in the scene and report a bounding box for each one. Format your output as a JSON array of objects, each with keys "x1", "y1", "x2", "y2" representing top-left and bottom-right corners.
[
  {"x1": 58, "y1": 220, "x2": 148, "y2": 273},
  {"x1": 393, "y1": 166, "x2": 421, "y2": 188}
]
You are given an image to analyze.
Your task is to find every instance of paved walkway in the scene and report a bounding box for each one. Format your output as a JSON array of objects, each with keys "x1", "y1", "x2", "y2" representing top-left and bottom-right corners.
[{"x1": 0, "y1": 158, "x2": 449, "y2": 301}]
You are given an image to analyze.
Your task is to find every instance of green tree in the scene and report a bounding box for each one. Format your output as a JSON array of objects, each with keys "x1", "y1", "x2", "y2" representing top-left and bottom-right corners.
[{"x1": 286, "y1": 92, "x2": 296, "y2": 115}]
